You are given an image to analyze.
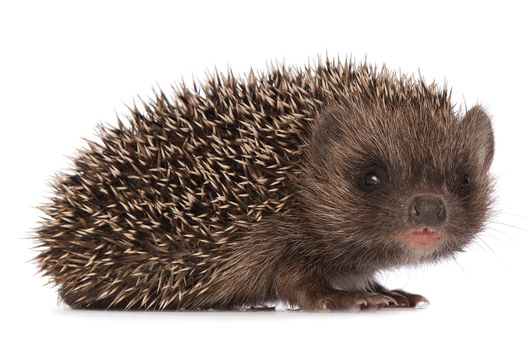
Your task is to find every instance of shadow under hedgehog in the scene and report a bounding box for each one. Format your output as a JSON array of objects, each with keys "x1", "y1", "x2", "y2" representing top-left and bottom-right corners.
[{"x1": 34, "y1": 59, "x2": 494, "y2": 311}]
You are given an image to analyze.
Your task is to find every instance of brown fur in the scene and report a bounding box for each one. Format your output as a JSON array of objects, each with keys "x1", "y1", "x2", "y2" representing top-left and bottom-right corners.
[{"x1": 33, "y1": 58, "x2": 494, "y2": 310}]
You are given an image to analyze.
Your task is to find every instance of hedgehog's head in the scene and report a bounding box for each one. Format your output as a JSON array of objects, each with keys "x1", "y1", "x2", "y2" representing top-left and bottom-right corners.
[{"x1": 300, "y1": 98, "x2": 494, "y2": 270}]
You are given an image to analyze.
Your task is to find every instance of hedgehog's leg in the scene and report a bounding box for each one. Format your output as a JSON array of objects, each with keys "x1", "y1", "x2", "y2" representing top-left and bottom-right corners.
[
  {"x1": 274, "y1": 268, "x2": 398, "y2": 311},
  {"x1": 369, "y1": 281, "x2": 429, "y2": 308},
  {"x1": 310, "y1": 290, "x2": 399, "y2": 311}
]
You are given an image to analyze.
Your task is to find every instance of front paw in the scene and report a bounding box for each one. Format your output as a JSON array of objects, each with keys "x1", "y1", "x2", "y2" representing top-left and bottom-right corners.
[
  {"x1": 382, "y1": 289, "x2": 429, "y2": 308},
  {"x1": 313, "y1": 291, "x2": 398, "y2": 311},
  {"x1": 370, "y1": 282, "x2": 429, "y2": 308}
]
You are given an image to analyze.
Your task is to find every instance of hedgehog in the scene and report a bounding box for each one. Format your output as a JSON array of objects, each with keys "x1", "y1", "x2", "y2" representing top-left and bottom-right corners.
[{"x1": 34, "y1": 58, "x2": 495, "y2": 311}]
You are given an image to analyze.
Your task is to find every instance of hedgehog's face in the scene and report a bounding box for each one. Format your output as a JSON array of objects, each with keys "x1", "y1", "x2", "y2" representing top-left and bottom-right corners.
[{"x1": 304, "y1": 102, "x2": 494, "y2": 268}]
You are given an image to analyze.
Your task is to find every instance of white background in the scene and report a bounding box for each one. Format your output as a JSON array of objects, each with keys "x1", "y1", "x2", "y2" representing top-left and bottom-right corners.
[{"x1": 1, "y1": 0, "x2": 526, "y2": 349}]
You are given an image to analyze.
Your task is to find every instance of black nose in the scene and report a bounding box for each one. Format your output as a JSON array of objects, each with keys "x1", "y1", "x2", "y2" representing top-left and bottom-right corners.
[{"x1": 409, "y1": 196, "x2": 446, "y2": 226}]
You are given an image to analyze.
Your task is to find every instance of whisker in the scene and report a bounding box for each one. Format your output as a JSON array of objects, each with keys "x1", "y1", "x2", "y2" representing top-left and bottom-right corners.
[
  {"x1": 488, "y1": 221, "x2": 527, "y2": 233},
  {"x1": 491, "y1": 169, "x2": 512, "y2": 180},
  {"x1": 494, "y1": 211, "x2": 527, "y2": 220},
  {"x1": 484, "y1": 227, "x2": 519, "y2": 244},
  {"x1": 475, "y1": 237, "x2": 496, "y2": 255},
  {"x1": 471, "y1": 235, "x2": 512, "y2": 270},
  {"x1": 451, "y1": 255, "x2": 468, "y2": 276}
]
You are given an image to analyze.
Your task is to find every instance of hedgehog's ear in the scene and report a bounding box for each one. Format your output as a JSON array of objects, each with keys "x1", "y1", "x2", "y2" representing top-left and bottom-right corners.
[
  {"x1": 310, "y1": 106, "x2": 344, "y2": 167},
  {"x1": 461, "y1": 105, "x2": 494, "y2": 170}
]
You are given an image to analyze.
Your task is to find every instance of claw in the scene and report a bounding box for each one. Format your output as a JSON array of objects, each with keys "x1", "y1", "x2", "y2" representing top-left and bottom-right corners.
[
  {"x1": 386, "y1": 291, "x2": 409, "y2": 307},
  {"x1": 389, "y1": 289, "x2": 429, "y2": 308},
  {"x1": 384, "y1": 296, "x2": 398, "y2": 306},
  {"x1": 413, "y1": 296, "x2": 430, "y2": 307},
  {"x1": 357, "y1": 299, "x2": 368, "y2": 306}
]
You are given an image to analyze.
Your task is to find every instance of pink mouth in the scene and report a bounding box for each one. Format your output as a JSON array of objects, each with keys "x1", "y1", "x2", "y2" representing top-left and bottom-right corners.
[{"x1": 401, "y1": 228, "x2": 443, "y2": 247}]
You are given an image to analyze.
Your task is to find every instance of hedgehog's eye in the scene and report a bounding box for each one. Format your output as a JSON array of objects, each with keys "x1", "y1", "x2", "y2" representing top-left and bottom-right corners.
[
  {"x1": 363, "y1": 172, "x2": 381, "y2": 187},
  {"x1": 461, "y1": 174, "x2": 470, "y2": 186},
  {"x1": 457, "y1": 173, "x2": 471, "y2": 196}
]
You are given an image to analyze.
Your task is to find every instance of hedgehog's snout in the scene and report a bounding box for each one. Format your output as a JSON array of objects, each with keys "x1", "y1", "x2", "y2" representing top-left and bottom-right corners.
[{"x1": 408, "y1": 195, "x2": 446, "y2": 226}]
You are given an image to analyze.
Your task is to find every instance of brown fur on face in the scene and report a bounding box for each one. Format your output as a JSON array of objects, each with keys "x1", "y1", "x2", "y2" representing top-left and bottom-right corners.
[
  {"x1": 34, "y1": 59, "x2": 494, "y2": 310},
  {"x1": 298, "y1": 100, "x2": 494, "y2": 273}
]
